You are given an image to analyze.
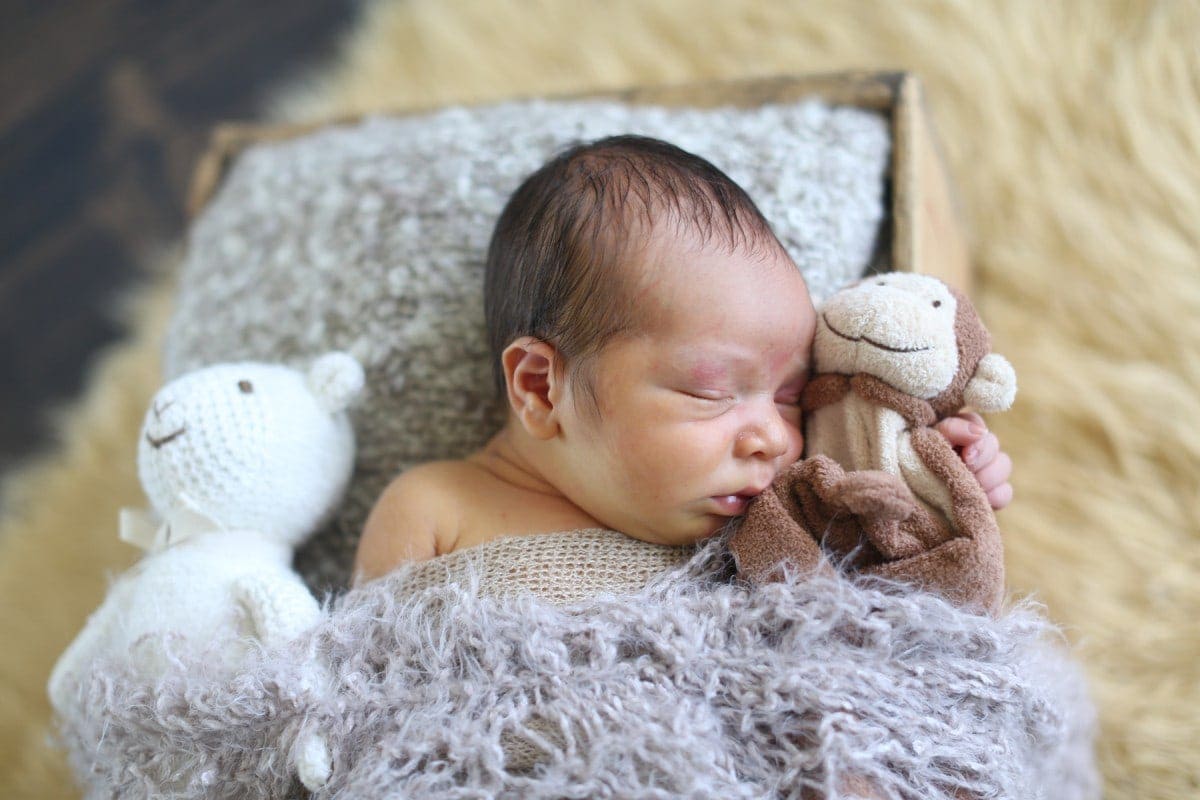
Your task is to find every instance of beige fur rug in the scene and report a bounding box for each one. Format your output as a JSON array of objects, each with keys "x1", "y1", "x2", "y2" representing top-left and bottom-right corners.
[{"x1": 4, "y1": 1, "x2": 1197, "y2": 797}]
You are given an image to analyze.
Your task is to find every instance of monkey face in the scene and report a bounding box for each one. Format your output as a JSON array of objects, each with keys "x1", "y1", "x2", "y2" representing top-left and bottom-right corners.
[{"x1": 813, "y1": 273, "x2": 960, "y2": 399}]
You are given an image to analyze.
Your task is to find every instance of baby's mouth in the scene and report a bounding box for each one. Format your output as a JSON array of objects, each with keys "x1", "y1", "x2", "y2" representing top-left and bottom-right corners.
[{"x1": 710, "y1": 490, "x2": 763, "y2": 517}]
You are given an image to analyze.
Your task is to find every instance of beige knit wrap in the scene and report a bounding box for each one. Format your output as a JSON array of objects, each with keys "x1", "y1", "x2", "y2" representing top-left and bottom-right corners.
[{"x1": 385, "y1": 529, "x2": 695, "y2": 606}]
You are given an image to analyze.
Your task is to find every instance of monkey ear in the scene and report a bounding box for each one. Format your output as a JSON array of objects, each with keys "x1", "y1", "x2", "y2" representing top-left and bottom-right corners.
[{"x1": 964, "y1": 353, "x2": 1017, "y2": 412}]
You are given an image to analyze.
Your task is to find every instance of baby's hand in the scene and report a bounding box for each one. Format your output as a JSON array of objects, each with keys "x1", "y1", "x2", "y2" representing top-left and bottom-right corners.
[{"x1": 933, "y1": 412, "x2": 1013, "y2": 510}]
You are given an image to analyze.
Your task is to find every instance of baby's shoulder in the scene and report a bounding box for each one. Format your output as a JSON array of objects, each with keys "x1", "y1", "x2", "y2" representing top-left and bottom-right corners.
[
  {"x1": 358, "y1": 460, "x2": 481, "y2": 578},
  {"x1": 376, "y1": 459, "x2": 480, "y2": 512}
]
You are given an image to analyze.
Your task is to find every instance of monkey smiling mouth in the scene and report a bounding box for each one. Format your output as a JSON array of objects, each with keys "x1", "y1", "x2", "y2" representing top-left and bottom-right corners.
[
  {"x1": 146, "y1": 427, "x2": 187, "y2": 449},
  {"x1": 822, "y1": 313, "x2": 933, "y2": 354}
]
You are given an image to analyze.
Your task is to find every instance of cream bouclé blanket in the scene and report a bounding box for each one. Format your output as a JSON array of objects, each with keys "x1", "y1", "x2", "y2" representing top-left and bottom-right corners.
[{"x1": 60, "y1": 531, "x2": 1098, "y2": 799}]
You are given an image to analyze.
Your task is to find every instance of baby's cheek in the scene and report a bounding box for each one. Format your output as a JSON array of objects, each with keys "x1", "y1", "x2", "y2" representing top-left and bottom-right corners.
[
  {"x1": 616, "y1": 426, "x2": 702, "y2": 500},
  {"x1": 601, "y1": 426, "x2": 660, "y2": 486}
]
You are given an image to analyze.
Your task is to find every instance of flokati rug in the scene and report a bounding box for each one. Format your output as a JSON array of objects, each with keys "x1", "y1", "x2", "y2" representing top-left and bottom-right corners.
[
  {"x1": 4, "y1": 4, "x2": 1195, "y2": 798},
  {"x1": 58, "y1": 532, "x2": 1098, "y2": 800}
]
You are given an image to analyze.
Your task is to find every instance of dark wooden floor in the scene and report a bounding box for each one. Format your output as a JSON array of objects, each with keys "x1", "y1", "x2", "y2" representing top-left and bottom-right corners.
[{"x1": 0, "y1": 0, "x2": 361, "y2": 481}]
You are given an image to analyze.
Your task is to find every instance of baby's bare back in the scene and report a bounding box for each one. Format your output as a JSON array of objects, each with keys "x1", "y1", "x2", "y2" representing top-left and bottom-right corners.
[{"x1": 354, "y1": 456, "x2": 601, "y2": 582}]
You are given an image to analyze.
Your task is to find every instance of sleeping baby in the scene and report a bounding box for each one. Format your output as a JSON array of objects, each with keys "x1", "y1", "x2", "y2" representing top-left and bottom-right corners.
[{"x1": 353, "y1": 135, "x2": 1011, "y2": 581}]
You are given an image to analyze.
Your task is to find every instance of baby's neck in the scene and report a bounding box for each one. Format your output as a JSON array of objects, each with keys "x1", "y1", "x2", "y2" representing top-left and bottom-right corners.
[{"x1": 469, "y1": 424, "x2": 574, "y2": 501}]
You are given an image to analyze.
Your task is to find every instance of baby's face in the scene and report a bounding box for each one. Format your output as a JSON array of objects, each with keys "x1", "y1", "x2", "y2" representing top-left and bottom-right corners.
[{"x1": 552, "y1": 224, "x2": 816, "y2": 546}]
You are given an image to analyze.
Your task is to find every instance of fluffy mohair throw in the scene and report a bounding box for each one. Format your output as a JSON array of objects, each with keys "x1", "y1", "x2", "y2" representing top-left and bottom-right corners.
[
  {"x1": 59, "y1": 532, "x2": 1098, "y2": 800},
  {"x1": 163, "y1": 98, "x2": 890, "y2": 590}
]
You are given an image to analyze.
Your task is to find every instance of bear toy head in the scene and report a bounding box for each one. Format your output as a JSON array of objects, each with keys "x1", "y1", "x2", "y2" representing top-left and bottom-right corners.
[
  {"x1": 813, "y1": 273, "x2": 1016, "y2": 417},
  {"x1": 136, "y1": 351, "x2": 365, "y2": 548}
]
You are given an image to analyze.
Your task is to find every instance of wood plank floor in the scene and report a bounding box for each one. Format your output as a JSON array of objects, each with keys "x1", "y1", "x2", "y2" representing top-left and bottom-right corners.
[{"x1": 0, "y1": 0, "x2": 361, "y2": 481}]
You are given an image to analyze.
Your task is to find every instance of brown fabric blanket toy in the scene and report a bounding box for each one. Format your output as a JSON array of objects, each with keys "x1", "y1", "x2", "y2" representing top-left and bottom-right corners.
[{"x1": 730, "y1": 273, "x2": 1017, "y2": 613}]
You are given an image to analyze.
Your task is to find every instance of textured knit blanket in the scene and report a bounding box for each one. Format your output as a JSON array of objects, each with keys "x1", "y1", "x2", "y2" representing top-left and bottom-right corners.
[{"x1": 58, "y1": 531, "x2": 1097, "y2": 799}]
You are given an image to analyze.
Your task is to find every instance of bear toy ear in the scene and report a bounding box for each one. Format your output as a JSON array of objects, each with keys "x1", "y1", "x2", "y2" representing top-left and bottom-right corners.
[
  {"x1": 307, "y1": 351, "x2": 365, "y2": 414},
  {"x1": 963, "y1": 353, "x2": 1017, "y2": 412}
]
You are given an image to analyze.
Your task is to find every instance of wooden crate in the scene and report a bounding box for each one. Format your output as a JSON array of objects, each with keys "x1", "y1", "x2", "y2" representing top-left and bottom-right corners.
[{"x1": 187, "y1": 71, "x2": 971, "y2": 290}]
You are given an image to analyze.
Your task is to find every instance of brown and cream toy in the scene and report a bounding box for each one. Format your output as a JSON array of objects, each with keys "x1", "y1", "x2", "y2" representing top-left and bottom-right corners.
[{"x1": 729, "y1": 273, "x2": 1017, "y2": 613}]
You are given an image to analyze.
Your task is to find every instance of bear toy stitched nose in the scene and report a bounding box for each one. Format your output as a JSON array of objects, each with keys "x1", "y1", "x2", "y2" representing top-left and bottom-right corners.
[{"x1": 146, "y1": 395, "x2": 187, "y2": 449}]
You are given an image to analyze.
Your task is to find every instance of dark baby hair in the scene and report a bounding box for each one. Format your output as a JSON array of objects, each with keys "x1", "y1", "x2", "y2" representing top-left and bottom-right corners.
[{"x1": 484, "y1": 134, "x2": 781, "y2": 401}]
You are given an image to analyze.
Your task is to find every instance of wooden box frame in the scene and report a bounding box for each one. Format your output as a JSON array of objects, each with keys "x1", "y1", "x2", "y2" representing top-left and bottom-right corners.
[{"x1": 187, "y1": 71, "x2": 971, "y2": 290}]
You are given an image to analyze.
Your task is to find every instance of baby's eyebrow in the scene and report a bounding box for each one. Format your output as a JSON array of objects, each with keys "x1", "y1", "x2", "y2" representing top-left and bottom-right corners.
[{"x1": 687, "y1": 359, "x2": 730, "y2": 385}]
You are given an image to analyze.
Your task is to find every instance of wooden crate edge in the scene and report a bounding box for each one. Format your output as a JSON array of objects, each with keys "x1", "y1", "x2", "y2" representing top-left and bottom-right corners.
[
  {"x1": 890, "y1": 74, "x2": 972, "y2": 291},
  {"x1": 185, "y1": 70, "x2": 905, "y2": 218}
]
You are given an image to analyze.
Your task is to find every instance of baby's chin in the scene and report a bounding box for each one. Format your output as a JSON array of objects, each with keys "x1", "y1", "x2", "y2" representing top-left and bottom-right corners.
[{"x1": 620, "y1": 513, "x2": 732, "y2": 548}]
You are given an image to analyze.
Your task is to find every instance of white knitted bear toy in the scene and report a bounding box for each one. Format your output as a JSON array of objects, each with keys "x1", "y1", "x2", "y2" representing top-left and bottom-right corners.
[{"x1": 48, "y1": 351, "x2": 363, "y2": 790}]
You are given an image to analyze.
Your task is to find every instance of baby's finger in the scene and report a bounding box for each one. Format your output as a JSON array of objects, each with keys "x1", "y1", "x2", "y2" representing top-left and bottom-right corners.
[
  {"x1": 987, "y1": 482, "x2": 1014, "y2": 511},
  {"x1": 963, "y1": 432, "x2": 1000, "y2": 471},
  {"x1": 974, "y1": 451, "x2": 1013, "y2": 492},
  {"x1": 957, "y1": 411, "x2": 985, "y2": 428},
  {"x1": 934, "y1": 415, "x2": 987, "y2": 447}
]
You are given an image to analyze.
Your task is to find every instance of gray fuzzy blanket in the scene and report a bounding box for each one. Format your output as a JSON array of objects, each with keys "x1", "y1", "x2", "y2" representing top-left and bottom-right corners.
[{"x1": 59, "y1": 535, "x2": 1098, "y2": 799}]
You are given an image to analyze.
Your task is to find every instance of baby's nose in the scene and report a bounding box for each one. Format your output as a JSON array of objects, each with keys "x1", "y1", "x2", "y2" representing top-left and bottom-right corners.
[{"x1": 734, "y1": 402, "x2": 791, "y2": 460}]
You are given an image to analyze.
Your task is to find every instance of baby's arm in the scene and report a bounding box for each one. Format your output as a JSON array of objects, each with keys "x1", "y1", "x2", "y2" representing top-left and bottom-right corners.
[{"x1": 353, "y1": 468, "x2": 442, "y2": 584}]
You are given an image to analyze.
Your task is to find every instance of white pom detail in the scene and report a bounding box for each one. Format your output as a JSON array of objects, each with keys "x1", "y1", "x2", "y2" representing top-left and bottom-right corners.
[{"x1": 307, "y1": 351, "x2": 365, "y2": 413}]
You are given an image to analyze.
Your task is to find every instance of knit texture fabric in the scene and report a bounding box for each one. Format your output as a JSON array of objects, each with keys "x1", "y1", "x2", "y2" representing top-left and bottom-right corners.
[
  {"x1": 385, "y1": 528, "x2": 693, "y2": 605},
  {"x1": 58, "y1": 532, "x2": 1099, "y2": 799},
  {"x1": 163, "y1": 98, "x2": 890, "y2": 590}
]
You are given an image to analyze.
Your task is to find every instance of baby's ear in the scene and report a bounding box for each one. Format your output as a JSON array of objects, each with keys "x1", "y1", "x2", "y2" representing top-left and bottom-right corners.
[
  {"x1": 963, "y1": 353, "x2": 1017, "y2": 412},
  {"x1": 502, "y1": 338, "x2": 561, "y2": 439}
]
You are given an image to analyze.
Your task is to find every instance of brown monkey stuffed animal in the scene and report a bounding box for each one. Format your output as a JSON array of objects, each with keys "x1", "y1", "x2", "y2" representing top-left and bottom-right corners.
[{"x1": 729, "y1": 273, "x2": 1017, "y2": 613}]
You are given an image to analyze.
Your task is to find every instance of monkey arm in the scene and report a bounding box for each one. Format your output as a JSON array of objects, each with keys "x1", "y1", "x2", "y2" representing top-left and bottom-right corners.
[{"x1": 897, "y1": 430, "x2": 957, "y2": 528}]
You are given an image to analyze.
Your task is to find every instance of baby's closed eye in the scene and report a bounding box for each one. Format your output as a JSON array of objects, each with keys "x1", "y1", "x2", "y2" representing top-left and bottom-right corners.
[
  {"x1": 774, "y1": 379, "x2": 806, "y2": 406},
  {"x1": 681, "y1": 387, "x2": 734, "y2": 402}
]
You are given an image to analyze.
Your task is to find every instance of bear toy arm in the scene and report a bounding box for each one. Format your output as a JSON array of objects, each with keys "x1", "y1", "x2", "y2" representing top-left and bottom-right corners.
[
  {"x1": 231, "y1": 574, "x2": 334, "y2": 791},
  {"x1": 232, "y1": 573, "x2": 323, "y2": 650}
]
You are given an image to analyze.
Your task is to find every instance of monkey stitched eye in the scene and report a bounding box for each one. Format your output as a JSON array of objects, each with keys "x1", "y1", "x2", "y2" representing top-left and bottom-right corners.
[
  {"x1": 932, "y1": 300, "x2": 942, "y2": 308},
  {"x1": 238, "y1": 380, "x2": 254, "y2": 394}
]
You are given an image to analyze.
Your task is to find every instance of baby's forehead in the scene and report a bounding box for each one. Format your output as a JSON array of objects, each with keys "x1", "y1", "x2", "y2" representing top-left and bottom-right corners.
[{"x1": 618, "y1": 219, "x2": 793, "y2": 295}]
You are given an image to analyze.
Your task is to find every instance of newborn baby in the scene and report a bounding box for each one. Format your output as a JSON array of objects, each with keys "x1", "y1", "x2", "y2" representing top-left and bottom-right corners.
[{"x1": 354, "y1": 135, "x2": 1010, "y2": 581}]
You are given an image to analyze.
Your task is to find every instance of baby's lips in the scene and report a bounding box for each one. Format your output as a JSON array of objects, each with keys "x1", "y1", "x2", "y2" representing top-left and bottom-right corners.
[
  {"x1": 710, "y1": 489, "x2": 765, "y2": 516},
  {"x1": 710, "y1": 495, "x2": 750, "y2": 516}
]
